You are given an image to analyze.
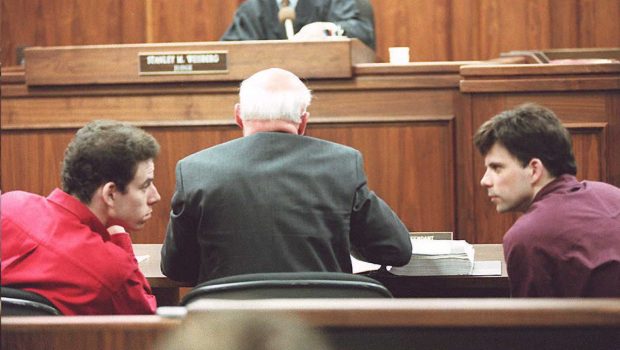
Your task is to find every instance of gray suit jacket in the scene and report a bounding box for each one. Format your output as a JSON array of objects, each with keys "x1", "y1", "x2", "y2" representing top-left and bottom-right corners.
[{"x1": 161, "y1": 132, "x2": 411, "y2": 284}]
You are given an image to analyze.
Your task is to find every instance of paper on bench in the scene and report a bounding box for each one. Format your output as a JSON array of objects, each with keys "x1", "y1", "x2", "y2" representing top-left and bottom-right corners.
[
  {"x1": 351, "y1": 255, "x2": 382, "y2": 273},
  {"x1": 135, "y1": 255, "x2": 150, "y2": 263},
  {"x1": 351, "y1": 256, "x2": 381, "y2": 273},
  {"x1": 471, "y1": 260, "x2": 502, "y2": 275},
  {"x1": 389, "y1": 240, "x2": 474, "y2": 276}
]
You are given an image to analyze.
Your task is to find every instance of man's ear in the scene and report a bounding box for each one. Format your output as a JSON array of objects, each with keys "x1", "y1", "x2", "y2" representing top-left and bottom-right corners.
[
  {"x1": 298, "y1": 112, "x2": 309, "y2": 135},
  {"x1": 101, "y1": 182, "x2": 117, "y2": 207},
  {"x1": 528, "y1": 158, "x2": 546, "y2": 184},
  {"x1": 234, "y1": 103, "x2": 243, "y2": 129}
]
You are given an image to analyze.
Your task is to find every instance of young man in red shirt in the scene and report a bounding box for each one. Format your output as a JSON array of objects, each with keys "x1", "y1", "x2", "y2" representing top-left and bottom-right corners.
[{"x1": 2, "y1": 120, "x2": 161, "y2": 314}]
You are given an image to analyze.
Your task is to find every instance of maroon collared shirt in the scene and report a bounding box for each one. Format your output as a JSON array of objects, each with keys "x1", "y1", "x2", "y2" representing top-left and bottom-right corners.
[{"x1": 503, "y1": 175, "x2": 620, "y2": 297}]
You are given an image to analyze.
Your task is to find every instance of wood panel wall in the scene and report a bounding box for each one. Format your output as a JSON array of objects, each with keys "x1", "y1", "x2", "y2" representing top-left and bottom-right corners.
[
  {"x1": 2, "y1": 0, "x2": 619, "y2": 66},
  {"x1": 1, "y1": 62, "x2": 460, "y2": 243},
  {"x1": 3, "y1": 56, "x2": 619, "y2": 244},
  {"x1": 0, "y1": 119, "x2": 454, "y2": 244}
]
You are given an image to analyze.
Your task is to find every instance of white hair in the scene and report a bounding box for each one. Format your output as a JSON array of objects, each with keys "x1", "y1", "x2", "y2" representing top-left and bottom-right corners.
[{"x1": 238, "y1": 69, "x2": 312, "y2": 123}]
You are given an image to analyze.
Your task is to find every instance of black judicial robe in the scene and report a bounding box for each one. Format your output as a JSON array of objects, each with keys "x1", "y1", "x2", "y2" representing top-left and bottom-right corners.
[{"x1": 220, "y1": 0, "x2": 375, "y2": 49}]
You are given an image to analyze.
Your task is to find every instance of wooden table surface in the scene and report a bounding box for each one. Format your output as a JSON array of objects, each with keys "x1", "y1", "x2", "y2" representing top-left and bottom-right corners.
[{"x1": 135, "y1": 243, "x2": 509, "y2": 299}]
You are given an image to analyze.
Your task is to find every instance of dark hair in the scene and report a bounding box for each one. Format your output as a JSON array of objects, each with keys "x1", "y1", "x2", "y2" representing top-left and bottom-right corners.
[
  {"x1": 61, "y1": 120, "x2": 160, "y2": 203},
  {"x1": 473, "y1": 103, "x2": 577, "y2": 177}
]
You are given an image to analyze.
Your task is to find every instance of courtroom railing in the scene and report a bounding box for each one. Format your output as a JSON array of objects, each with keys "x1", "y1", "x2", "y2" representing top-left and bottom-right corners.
[{"x1": 3, "y1": 299, "x2": 619, "y2": 350}]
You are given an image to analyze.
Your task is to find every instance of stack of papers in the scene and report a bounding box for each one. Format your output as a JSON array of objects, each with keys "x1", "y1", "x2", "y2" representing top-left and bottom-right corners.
[{"x1": 389, "y1": 240, "x2": 474, "y2": 276}]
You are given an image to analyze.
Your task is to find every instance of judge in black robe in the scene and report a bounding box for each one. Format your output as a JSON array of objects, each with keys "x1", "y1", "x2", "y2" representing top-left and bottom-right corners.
[{"x1": 220, "y1": 0, "x2": 375, "y2": 50}]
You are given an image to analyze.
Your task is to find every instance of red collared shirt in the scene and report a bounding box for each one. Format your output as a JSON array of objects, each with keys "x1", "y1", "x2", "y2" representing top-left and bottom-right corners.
[{"x1": 1, "y1": 189, "x2": 156, "y2": 315}]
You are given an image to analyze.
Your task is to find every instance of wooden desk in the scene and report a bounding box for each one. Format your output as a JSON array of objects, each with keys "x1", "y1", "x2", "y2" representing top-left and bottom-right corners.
[
  {"x1": 187, "y1": 298, "x2": 620, "y2": 350},
  {"x1": 1, "y1": 315, "x2": 180, "y2": 350},
  {"x1": 366, "y1": 244, "x2": 509, "y2": 297},
  {"x1": 135, "y1": 244, "x2": 191, "y2": 289},
  {"x1": 135, "y1": 244, "x2": 191, "y2": 306},
  {"x1": 135, "y1": 243, "x2": 509, "y2": 303},
  {"x1": 4, "y1": 299, "x2": 618, "y2": 350}
]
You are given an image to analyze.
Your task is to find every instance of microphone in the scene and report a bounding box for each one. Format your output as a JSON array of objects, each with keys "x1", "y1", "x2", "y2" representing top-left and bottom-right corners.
[{"x1": 278, "y1": 5, "x2": 296, "y2": 39}]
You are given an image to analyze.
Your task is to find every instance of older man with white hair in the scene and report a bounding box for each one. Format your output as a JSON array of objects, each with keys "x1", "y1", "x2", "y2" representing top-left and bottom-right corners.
[{"x1": 161, "y1": 68, "x2": 411, "y2": 284}]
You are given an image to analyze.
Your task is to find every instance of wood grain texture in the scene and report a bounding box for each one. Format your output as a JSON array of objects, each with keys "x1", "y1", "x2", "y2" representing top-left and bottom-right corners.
[
  {"x1": 309, "y1": 120, "x2": 455, "y2": 232},
  {"x1": 0, "y1": 0, "x2": 146, "y2": 66},
  {"x1": 23, "y1": 39, "x2": 371, "y2": 86},
  {"x1": 3, "y1": 300, "x2": 619, "y2": 350},
  {"x1": 3, "y1": 0, "x2": 620, "y2": 66},
  {"x1": 1, "y1": 315, "x2": 179, "y2": 350},
  {"x1": 2, "y1": 60, "x2": 464, "y2": 243},
  {"x1": 0, "y1": 118, "x2": 454, "y2": 244},
  {"x1": 146, "y1": 0, "x2": 240, "y2": 43},
  {"x1": 188, "y1": 298, "x2": 620, "y2": 327},
  {"x1": 575, "y1": 0, "x2": 620, "y2": 48},
  {"x1": 2, "y1": 58, "x2": 619, "y2": 244},
  {"x1": 373, "y1": 0, "x2": 620, "y2": 62},
  {"x1": 372, "y1": 0, "x2": 451, "y2": 62}
]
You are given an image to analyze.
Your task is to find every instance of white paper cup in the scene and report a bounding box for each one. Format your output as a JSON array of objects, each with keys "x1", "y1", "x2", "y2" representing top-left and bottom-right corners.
[{"x1": 389, "y1": 47, "x2": 410, "y2": 64}]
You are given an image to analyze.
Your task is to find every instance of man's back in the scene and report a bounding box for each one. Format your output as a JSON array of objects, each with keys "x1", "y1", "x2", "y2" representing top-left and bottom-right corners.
[{"x1": 162, "y1": 132, "x2": 411, "y2": 284}]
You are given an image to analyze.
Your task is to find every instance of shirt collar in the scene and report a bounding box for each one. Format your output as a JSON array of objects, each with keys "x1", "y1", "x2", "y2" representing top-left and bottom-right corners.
[
  {"x1": 47, "y1": 188, "x2": 110, "y2": 241},
  {"x1": 531, "y1": 174, "x2": 581, "y2": 204},
  {"x1": 276, "y1": 0, "x2": 298, "y2": 8}
]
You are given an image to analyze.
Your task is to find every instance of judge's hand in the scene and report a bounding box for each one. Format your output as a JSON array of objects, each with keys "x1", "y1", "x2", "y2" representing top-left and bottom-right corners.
[{"x1": 293, "y1": 22, "x2": 340, "y2": 40}]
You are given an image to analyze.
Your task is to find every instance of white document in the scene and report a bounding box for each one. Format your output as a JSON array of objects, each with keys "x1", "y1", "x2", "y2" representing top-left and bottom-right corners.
[
  {"x1": 411, "y1": 239, "x2": 473, "y2": 256},
  {"x1": 351, "y1": 255, "x2": 382, "y2": 273},
  {"x1": 389, "y1": 239, "x2": 475, "y2": 276},
  {"x1": 135, "y1": 255, "x2": 150, "y2": 264},
  {"x1": 471, "y1": 260, "x2": 502, "y2": 276}
]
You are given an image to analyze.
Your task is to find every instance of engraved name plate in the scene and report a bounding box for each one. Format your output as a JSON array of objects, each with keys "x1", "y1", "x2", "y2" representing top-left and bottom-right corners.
[
  {"x1": 138, "y1": 51, "x2": 228, "y2": 75},
  {"x1": 409, "y1": 232, "x2": 454, "y2": 240}
]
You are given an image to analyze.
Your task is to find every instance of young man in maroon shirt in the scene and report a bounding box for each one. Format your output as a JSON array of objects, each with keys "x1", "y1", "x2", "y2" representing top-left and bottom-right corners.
[{"x1": 474, "y1": 103, "x2": 620, "y2": 297}]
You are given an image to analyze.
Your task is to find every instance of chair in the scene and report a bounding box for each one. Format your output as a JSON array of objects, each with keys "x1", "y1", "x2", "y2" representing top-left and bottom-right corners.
[
  {"x1": 181, "y1": 271, "x2": 392, "y2": 306},
  {"x1": 1, "y1": 287, "x2": 62, "y2": 316}
]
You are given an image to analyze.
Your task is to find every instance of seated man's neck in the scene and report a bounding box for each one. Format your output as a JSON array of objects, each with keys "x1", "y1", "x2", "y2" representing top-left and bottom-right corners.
[{"x1": 243, "y1": 119, "x2": 300, "y2": 136}]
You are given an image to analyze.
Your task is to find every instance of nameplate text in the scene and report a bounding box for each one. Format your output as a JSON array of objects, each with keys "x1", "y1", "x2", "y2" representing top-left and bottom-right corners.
[
  {"x1": 138, "y1": 51, "x2": 228, "y2": 75},
  {"x1": 409, "y1": 231, "x2": 454, "y2": 240}
]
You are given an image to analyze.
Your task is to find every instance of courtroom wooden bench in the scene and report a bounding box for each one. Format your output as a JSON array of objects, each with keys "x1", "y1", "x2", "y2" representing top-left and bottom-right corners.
[
  {"x1": 1, "y1": 315, "x2": 180, "y2": 350},
  {"x1": 3, "y1": 299, "x2": 619, "y2": 350},
  {"x1": 188, "y1": 298, "x2": 620, "y2": 350}
]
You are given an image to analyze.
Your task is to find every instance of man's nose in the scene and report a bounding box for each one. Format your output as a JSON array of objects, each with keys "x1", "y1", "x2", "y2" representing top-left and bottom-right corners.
[
  {"x1": 149, "y1": 185, "x2": 161, "y2": 204},
  {"x1": 480, "y1": 169, "x2": 492, "y2": 187}
]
